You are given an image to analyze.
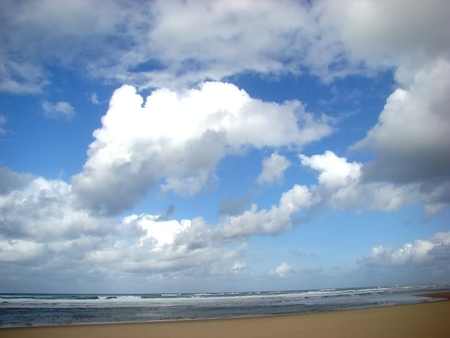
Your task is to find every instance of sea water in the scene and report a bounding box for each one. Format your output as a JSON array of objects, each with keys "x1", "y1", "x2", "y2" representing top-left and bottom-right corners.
[{"x1": 1, "y1": 283, "x2": 449, "y2": 328}]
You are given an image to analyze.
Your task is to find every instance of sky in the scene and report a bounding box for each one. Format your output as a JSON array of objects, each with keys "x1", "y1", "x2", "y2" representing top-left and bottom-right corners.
[{"x1": 0, "y1": 0, "x2": 449, "y2": 294}]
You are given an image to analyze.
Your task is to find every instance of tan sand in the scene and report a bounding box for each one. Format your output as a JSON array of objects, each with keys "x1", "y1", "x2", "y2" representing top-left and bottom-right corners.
[{"x1": 1, "y1": 300, "x2": 449, "y2": 338}]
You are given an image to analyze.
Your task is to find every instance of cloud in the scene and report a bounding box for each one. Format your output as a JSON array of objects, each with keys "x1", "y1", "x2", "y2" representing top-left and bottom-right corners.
[
  {"x1": 300, "y1": 151, "x2": 361, "y2": 189},
  {"x1": 0, "y1": 171, "x2": 246, "y2": 281},
  {"x1": 0, "y1": 167, "x2": 34, "y2": 194},
  {"x1": 90, "y1": 92, "x2": 100, "y2": 105},
  {"x1": 231, "y1": 262, "x2": 246, "y2": 273},
  {"x1": 139, "y1": 0, "x2": 318, "y2": 87},
  {"x1": 0, "y1": 0, "x2": 312, "y2": 92},
  {"x1": 287, "y1": 248, "x2": 314, "y2": 257},
  {"x1": 73, "y1": 82, "x2": 331, "y2": 214},
  {"x1": 300, "y1": 151, "x2": 417, "y2": 212},
  {"x1": 353, "y1": 59, "x2": 450, "y2": 183},
  {"x1": 0, "y1": 177, "x2": 111, "y2": 242},
  {"x1": 165, "y1": 184, "x2": 312, "y2": 246},
  {"x1": 350, "y1": 59, "x2": 450, "y2": 213},
  {"x1": 41, "y1": 100, "x2": 75, "y2": 120},
  {"x1": 217, "y1": 184, "x2": 312, "y2": 240},
  {"x1": 6, "y1": 0, "x2": 448, "y2": 93},
  {"x1": 316, "y1": 0, "x2": 450, "y2": 78},
  {"x1": 313, "y1": 0, "x2": 450, "y2": 213},
  {"x1": 0, "y1": 166, "x2": 313, "y2": 283},
  {"x1": 218, "y1": 196, "x2": 250, "y2": 216},
  {"x1": 81, "y1": 214, "x2": 246, "y2": 277},
  {"x1": 0, "y1": 115, "x2": 7, "y2": 135},
  {"x1": 270, "y1": 262, "x2": 322, "y2": 278},
  {"x1": 0, "y1": 57, "x2": 49, "y2": 94},
  {"x1": 270, "y1": 262, "x2": 294, "y2": 278},
  {"x1": 0, "y1": 0, "x2": 132, "y2": 93},
  {"x1": 358, "y1": 232, "x2": 450, "y2": 278},
  {"x1": 0, "y1": 175, "x2": 116, "y2": 282},
  {"x1": 256, "y1": 153, "x2": 291, "y2": 186},
  {"x1": 0, "y1": 239, "x2": 45, "y2": 263},
  {"x1": 123, "y1": 214, "x2": 190, "y2": 248},
  {"x1": 0, "y1": 152, "x2": 445, "y2": 287},
  {"x1": 300, "y1": 150, "x2": 450, "y2": 214},
  {"x1": 155, "y1": 205, "x2": 176, "y2": 222}
]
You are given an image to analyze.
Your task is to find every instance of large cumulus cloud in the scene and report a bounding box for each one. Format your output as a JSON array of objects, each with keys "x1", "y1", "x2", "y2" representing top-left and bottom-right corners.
[
  {"x1": 352, "y1": 59, "x2": 450, "y2": 213},
  {"x1": 72, "y1": 82, "x2": 331, "y2": 214},
  {"x1": 320, "y1": 0, "x2": 450, "y2": 213}
]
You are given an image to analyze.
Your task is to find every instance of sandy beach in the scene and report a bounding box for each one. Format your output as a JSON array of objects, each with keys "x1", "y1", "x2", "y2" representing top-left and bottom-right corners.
[{"x1": 1, "y1": 297, "x2": 449, "y2": 338}]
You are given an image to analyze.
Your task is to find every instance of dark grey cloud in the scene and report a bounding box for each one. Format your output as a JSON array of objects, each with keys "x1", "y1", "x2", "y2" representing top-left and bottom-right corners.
[{"x1": 352, "y1": 59, "x2": 450, "y2": 213}]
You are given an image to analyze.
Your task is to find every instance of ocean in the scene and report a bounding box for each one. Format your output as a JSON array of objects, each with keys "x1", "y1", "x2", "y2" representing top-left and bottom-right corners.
[{"x1": 1, "y1": 283, "x2": 449, "y2": 328}]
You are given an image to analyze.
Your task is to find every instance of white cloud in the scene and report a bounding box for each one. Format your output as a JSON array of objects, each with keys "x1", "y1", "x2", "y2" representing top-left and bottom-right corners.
[
  {"x1": 257, "y1": 153, "x2": 291, "y2": 186},
  {"x1": 73, "y1": 82, "x2": 331, "y2": 214},
  {"x1": 0, "y1": 0, "x2": 312, "y2": 92},
  {"x1": 231, "y1": 262, "x2": 246, "y2": 272},
  {"x1": 359, "y1": 232, "x2": 450, "y2": 275},
  {"x1": 138, "y1": 0, "x2": 317, "y2": 87},
  {"x1": 300, "y1": 151, "x2": 418, "y2": 212},
  {"x1": 270, "y1": 262, "x2": 294, "y2": 278},
  {"x1": 0, "y1": 177, "x2": 111, "y2": 242},
  {"x1": 270, "y1": 262, "x2": 321, "y2": 278},
  {"x1": 0, "y1": 171, "x2": 246, "y2": 280},
  {"x1": 41, "y1": 100, "x2": 75, "y2": 120},
  {"x1": 0, "y1": 167, "x2": 313, "y2": 282},
  {"x1": 300, "y1": 151, "x2": 361, "y2": 188},
  {"x1": 0, "y1": 154, "x2": 445, "y2": 287},
  {"x1": 90, "y1": 92, "x2": 100, "y2": 105},
  {"x1": 86, "y1": 214, "x2": 246, "y2": 277},
  {"x1": 123, "y1": 214, "x2": 191, "y2": 248},
  {"x1": 217, "y1": 184, "x2": 312, "y2": 239}
]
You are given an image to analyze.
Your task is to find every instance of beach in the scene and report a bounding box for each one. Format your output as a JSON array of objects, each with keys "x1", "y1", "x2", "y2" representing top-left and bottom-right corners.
[{"x1": 2, "y1": 297, "x2": 449, "y2": 338}]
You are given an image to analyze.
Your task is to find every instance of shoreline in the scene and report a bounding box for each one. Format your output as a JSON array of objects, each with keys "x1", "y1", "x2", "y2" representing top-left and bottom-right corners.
[
  {"x1": 1, "y1": 296, "x2": 449, "y2": 337},
  {"x1": 1, "y1": 293, "x2": 446, "y2": 330}
]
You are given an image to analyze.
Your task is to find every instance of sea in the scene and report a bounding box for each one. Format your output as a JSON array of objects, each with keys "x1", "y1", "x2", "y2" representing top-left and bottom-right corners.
[{"x1": 1, "y1": 283, "x2": 449, "y2": 328}]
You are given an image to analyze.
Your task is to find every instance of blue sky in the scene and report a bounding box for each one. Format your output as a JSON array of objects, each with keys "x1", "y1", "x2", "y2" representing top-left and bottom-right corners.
[{"x1": 0, "y1": 0, "x2": 449, "y2": 293}]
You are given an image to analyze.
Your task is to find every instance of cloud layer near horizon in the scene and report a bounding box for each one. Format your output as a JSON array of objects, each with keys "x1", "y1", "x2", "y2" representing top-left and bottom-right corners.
[{"x1": 1, "y1": 146, "x2": 448, "y2": 286}]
